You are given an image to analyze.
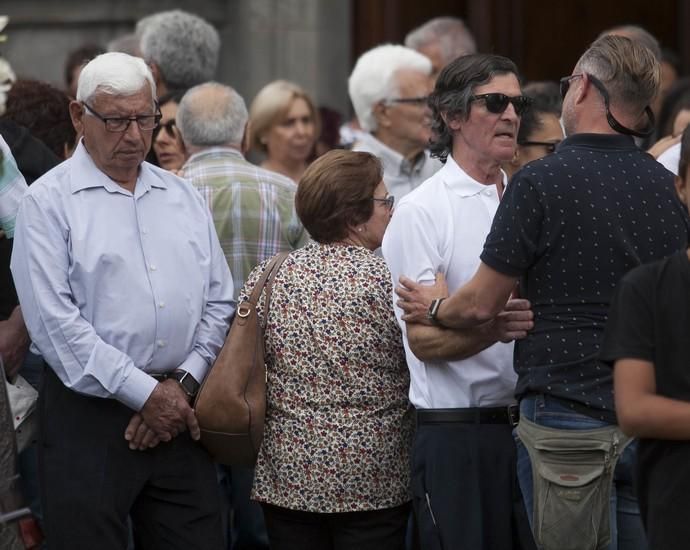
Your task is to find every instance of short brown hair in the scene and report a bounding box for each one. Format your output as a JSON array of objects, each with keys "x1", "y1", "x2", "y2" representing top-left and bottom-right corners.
[{"x1": 296, "y1": 150, "x2": 382, "y2": 243}]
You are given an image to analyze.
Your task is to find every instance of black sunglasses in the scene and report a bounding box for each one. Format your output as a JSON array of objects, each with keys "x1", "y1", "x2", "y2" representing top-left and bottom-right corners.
[
  {"x1": 559, "y1": 73, "x2": 655, "y2": 138},
  {"x1": 518, "y1": 140, "x2": 561, "y2": 154},
  {"x1": 153, "y1": 119, "x2": 177, "y2": 139},
  {"x1": 469, "y1": 93, "x2": 532, "y2": 116}
]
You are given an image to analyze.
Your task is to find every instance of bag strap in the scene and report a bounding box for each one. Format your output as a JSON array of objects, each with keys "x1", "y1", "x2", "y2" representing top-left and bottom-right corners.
[
  {"x1": 262, "y1": 252, "x2": 290, "y2": 321},
  {"x1": 246, "y1": 252, "x2": 290, "y2": 307}
]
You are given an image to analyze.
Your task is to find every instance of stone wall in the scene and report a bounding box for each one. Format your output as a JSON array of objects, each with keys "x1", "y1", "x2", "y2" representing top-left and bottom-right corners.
[{"x1": 0, "y1": 0, "x2": 352, "y2": 116}]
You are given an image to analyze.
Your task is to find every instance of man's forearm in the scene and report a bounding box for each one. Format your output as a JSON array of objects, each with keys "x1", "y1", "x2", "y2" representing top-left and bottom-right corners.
[{"x1": 407, "y1": 322, "x2": 495, "y2": 362}]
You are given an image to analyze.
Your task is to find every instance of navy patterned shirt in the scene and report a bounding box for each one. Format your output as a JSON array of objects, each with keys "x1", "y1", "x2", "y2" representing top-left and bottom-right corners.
[{"x1": 481, "y1": 133, "x2": 689, "y2": 421}]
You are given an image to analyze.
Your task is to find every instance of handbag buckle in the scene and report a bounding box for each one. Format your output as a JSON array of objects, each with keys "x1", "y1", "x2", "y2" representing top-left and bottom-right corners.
[{"x1": 237, "y1": 304, "x2": 251, "y2": 318}]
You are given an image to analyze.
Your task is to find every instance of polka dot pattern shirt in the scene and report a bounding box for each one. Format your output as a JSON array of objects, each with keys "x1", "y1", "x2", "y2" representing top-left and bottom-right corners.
[{"x1": 481, "y1": 133, "x2": 690, "y2": 421}]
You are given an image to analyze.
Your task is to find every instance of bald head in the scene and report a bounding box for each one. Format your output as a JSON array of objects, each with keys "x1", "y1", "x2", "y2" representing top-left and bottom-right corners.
[{"x1": 176, "y1": 82, "x2": 248, "y2": 149}]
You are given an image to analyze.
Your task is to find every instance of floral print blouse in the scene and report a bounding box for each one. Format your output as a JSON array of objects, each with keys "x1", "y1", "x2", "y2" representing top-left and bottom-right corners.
[{"x1": 239, "y1": 242, "x2": 412, "y2": 513}]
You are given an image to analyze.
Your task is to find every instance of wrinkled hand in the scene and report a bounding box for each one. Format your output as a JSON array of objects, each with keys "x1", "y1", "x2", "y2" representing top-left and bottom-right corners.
[
  {"x1": 396, "y1": 272, "x2": 448, "y2": 325},
  {"x1": 140, "y1": 379, "x2": 200, "y2": 442},
  {"x1": 124, "y1": 413, "x2": 161, "y2": 450},
  {"x1": 486, "y1": 299, "x2": 534, "y2": 343},
  {"x1": 647, "y1": 133, "x2": 680, "y2": 159},
  {"x1": 0, "y1": 307, "x2": 30, "y2": 379}
]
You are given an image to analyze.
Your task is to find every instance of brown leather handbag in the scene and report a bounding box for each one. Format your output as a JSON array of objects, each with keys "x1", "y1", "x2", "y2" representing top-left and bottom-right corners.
[{"x1": 194, "y1": 252, "x2": 289, "y2": 466}]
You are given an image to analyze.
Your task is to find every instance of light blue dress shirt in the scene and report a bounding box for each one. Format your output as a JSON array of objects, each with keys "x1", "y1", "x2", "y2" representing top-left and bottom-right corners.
[{"x1": 10, "y1": 141, "x2": 235, "y2": 411}]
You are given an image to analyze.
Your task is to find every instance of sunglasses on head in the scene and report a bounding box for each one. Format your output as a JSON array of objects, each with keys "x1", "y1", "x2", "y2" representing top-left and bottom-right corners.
[
  {"x1": 469, "y1": 93, "x2": 532, "y2": 116},
  {"x1": 559, "y1": 73, "x2": 655, "y2": 138}
]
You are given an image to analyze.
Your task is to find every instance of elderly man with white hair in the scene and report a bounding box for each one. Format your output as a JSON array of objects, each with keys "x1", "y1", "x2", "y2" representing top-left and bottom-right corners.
[
  {"x1": 11, "y1": 52, "x2": 234, "y2": 549},
  {"x1": 348, "y1": 44, "x2": 442, "y2": 201}
]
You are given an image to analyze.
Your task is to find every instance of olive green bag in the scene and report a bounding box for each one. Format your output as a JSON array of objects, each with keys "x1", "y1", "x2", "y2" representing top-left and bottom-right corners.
[{"x1": 517, "y1": 417, "x2": 632, "y2": 550}]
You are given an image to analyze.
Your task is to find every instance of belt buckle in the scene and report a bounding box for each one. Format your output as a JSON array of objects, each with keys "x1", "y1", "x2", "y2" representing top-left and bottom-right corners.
[{"x1": 507, "y1": 404, "x2": 519, "y2": 427}]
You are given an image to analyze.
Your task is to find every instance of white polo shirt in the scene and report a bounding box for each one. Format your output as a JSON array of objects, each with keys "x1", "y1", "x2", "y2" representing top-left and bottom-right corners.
[{"x1": 382, "y1": 154, "x2": 517, "y2": 409}]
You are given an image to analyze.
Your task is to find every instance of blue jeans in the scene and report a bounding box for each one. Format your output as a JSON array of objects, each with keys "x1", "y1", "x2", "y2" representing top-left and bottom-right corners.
[{"x1": 516, "y1": 394, "x2": 647, "y2": 550}]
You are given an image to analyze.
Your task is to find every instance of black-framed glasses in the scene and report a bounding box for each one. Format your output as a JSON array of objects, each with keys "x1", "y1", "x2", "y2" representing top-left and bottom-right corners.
[
  {"x1": 372, "y1": 195, "x2": 395, "y2": 210},
  {"x1": 83, "y1": 102, "x2": 162, "y2": 132},
  {"x1": 518, "y1": 140, "x2": 561, "y2": 154},
  {"x1": 153, "y1": 119, "x2": 177, "y2": 139},
  {"x1": 386, "y1": 96, "x2": 429, "y2": 106},
  {"x1": 559, "y1": 74, "x2": 583, "y2": 99},
  {"x1": 469, "y1": 93, "x2": 532, "y2": 116},
  {"x1": 559, "y1": 73, "x2": 655, "y2": 138}
]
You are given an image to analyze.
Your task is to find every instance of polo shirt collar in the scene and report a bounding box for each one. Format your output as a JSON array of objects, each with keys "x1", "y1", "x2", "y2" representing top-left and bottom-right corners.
[
  {"x1": 439, "y1": 153, "x2": 508, "y2": 198},
  {"x1": 184, "y1": 146, "x2": 244, "y2": 167},
  {"x1": 69, "y1": 139, "x2": 167, "y2": 195},
  {"x1": 560, "y1": 133, "x2": 637, "y2": 151}
]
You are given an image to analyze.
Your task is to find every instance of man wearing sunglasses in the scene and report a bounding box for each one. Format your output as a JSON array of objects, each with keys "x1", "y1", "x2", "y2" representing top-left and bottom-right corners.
[
  {"x1": 395, "y1": 36, "x2": 690, "y2": 549},
  {"x1": 382, "y1": 53, "x2": 536, "y2": 550},
  {"x1": 11, "y1": 53, "x2": 234, "y2": 549}
]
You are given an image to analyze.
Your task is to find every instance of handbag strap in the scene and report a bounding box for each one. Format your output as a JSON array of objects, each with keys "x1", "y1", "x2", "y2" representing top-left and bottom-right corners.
[
  {"x1": 245, "y1": 252, "x2": 290, "y2": 321},
  {"x1": 262, "y1": 252, "x2": 290, "y2": 322}
]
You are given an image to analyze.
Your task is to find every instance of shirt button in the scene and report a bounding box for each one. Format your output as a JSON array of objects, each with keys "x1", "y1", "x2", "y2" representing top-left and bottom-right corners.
[
  {"x1": 141, "y1": 228, "x2": 148, "y2": 235},
  {"x1": 157, "y1": 340, "x2": 166, "y2": 348},
  {"x1": 150, "y1": 264, "x2": 157, "y2": 271},
  {"x1": 485, "y1": 189, "x2": 493, "y2": 196},
  {"x1": 159, "y1": 302, "x2": 166, "y2": 308}
]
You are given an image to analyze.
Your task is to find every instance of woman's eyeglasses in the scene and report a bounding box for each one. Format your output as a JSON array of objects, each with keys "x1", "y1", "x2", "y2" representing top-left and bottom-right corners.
[
  {"x1": 469, "y1": 93, "x2": 533, "y2": 116},
  {"x1": 372, "y1": 195, "x2": 395, "y2": 210},
  {"x1": 518, "y1": 140, "x2": 561, "y2": 154}
]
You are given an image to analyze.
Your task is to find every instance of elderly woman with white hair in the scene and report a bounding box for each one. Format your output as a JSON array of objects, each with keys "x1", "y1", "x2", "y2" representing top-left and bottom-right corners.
[{"x1": 347, "y1": 44, "x2": 441, "y2": 200}]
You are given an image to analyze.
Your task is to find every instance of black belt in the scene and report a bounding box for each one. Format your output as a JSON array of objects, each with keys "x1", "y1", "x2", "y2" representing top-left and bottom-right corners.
[{"x1": 416, "y1": 406, "x2": 519, "y2": 426}]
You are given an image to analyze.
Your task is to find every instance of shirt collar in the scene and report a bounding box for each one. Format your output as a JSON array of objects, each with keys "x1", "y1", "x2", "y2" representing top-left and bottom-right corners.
[
  {"x1": 69, "y1": 139, "x2": 167, "y2": 195},
  {"x1": 560, "y1": 133, "x2": 637, "y2": 151},
  {"x1": 439, "y1": 154, "x2": 508, "y2": 198},
  {"x1": 356, "y1": 133, "x2": 428, "y2": 177},
  {"x1": 183, "y1": 146, "x2": 244, "y2": 168}
]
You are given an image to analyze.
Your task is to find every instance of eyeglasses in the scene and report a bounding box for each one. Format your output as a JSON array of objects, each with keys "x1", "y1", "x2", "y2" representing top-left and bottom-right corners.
[
  {"x1": 153, "y1": 119, "x2": 177, "y2": 139},
  {"x1": 559, "y1": 73, "x2": 655, "y2": 138},
  {"x1": 559, "y1": 74, "x2": 583, "y2": 99},
  {"x1": 372, "y1": 195, "x2": 395, "y2": 210},
  {"x1": 83, "y1": 102, "x2": 162, "y2": 132},
  {"x1": 386, "y1": 96, "x2": 429, "y2": 106},
  {"x1": 469, "y1": 93, "x2": 532, "y2": 116},
  {"x1": 518, "y1": 140, "x2": 561, "y2": 154}
]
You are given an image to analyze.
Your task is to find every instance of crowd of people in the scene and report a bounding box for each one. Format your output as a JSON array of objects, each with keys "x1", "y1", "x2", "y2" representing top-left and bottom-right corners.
[{"x1": 1, "y1": 8, "x2": 689, "y2": 550}]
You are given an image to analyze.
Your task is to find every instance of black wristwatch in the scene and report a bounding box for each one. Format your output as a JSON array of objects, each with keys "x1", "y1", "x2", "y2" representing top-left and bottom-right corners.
[
  {"x1": 168, "y1": 370, "x2": 200, "y2": 398},
  {"x1": 427, "y1": 297, "x2": 446, "y2": 325}
]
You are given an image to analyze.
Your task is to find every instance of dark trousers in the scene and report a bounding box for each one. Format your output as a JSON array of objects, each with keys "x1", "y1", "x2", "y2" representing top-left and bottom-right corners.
[
  {"x1": 39, "y1": 367, "x2": 223, "y2": 550},
  {"x1": 261, "y1": 502, "x2": 410, "y2": 550},
  {"x1": 412, "y1": 417, "x2": 536, "y2": 550}
]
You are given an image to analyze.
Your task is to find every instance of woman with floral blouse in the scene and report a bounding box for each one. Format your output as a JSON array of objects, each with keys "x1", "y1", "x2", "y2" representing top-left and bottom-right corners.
[{"x1": 239, "y1": 149, "x2": 412, "y2": 550}]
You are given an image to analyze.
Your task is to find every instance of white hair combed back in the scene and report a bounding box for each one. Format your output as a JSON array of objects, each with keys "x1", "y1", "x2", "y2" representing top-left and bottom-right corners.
[
  {"x1": 348, "y1": 44, "x2": 432, "y2": 133},
  {"x1": 76, "y1": 52, "x2": 156, "y2": 104},
  {"x1": 177, "y1": 82, "x2": 248, "y2": 147}
]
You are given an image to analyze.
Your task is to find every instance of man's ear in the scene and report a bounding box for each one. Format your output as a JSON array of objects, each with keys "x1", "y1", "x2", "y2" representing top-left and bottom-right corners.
[
  {"x1": 372, "y1": 101, "x2": 391, "y2": 129},
  {"x1": 148, "y1": 62, "x2": 164, "y2": 95},
  {"x1": 69, "y1": 100, "x2": 85, "y2": 136},
  {"x1": 241, "y1": 121, "x2": 251, "y2": 155}
]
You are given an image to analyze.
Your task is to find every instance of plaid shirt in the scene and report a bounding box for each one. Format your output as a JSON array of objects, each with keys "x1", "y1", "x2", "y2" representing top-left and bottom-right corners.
[
  {"x1": 0, "y1": 135, "x2": 28, "y2": 238},
  {"x1": 181, "y1": 147, "x2": 309, "y2": 298}
]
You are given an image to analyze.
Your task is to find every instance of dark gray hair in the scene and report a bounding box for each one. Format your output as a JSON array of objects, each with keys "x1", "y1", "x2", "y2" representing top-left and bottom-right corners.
[
  {"x1": 428, "y1": 53, "x2": 519, "y2": 161},
  {"x1": 139, "y1": 10, "x2": 220, "y2": 91},
  {"x1": 177, "y1": 82, "x2": 248, "y2": 147}
]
